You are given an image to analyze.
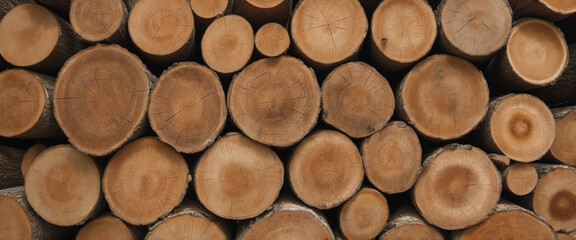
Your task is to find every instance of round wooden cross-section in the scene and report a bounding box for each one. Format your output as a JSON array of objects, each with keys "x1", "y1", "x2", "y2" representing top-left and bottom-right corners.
[
  {"x1": 255, "y1": 23, "x2": 290, "y2": 57},
  {"x1": 502, "y1": 163, "x2": 538, "y2": 196},
  {"x1": 379, "y1": 208, "x2": 444, "y2": 240},
  {"x1": 0, "y1": 195, "x2": 32, "y2": 239},
  {"x1": 21, "y1": 144, "x2": 47, "y2": 177},
  {"x1": 234, "y1": 0, "x2": 292, "y2": 28},
  {"x1": 510, "y1": 0, "x2": 576, "y2": 21},
  {"x1": 228, "y1": 56, "x2": 320, "y2": 147},
  {"x1": 189, "y1": 0, "x2": 229, "y2": 31},
  {"x1": 339, "y1": 188, "x2": 389, "y2": 240},
  {"x1": 76, "y1": 215, "x2": 135, "y2": 240},
  {"x1": 70, "y1": 0, "x2": 128, "y2": 43},
  {"x1": 558, "y1": 233, "x2": 576, "y2": 240},
  {"x1": 551, "y1": 108, "x2": 576, "y2": 166},
  {"x1": 533, "y1": 167, "x2": 576, "y2": 232},
  {"x1": 149, "y1": 62, "x2": 226, "y2": 154}
]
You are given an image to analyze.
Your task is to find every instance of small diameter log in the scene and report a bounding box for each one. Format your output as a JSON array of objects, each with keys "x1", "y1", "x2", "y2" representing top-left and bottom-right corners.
[
  {"x1": 369, "y1": 0, "x2": 436, "y2": 71},
  {"x1": 509, "y1": 0, "x2": 576, "y2": 21},
  {"x1": 227, "y1": 56, "x2": 320, "y2": 147},
  {"x1": 478, "y1": 94, "x2": 556, "y2": 162},
  {"x1": 0, "y1": 4, "x2": 86, "y2": 74},
  {"x1": 412, "y1": 144, "x2": 501, "y2": 230},
  {"x1": 189, "y1": 0, "x2": 230, "y2": 32},
  {"x1": 436, "y1": 0, "x2": 512, "y2": 62},
  {"x1": 234, "y1": 0, "x2": 292, "y2": 28},
  {"x1": 559, "y1": 233, "x2": 576, "y2": 240},
  {"x1": 70, "y1": 0, "x2": 134, "y2": 44},
  {"x1": 290, "y1": 0, "x2": 368, "y2": 71},
  {"x1": 452, "y1": 201, "x2": 557, "y2": 240},
  {"x1": 379, "y1": 206, "x2": 444, "y2": 240},
  {"x1": 0, "y1": 186, "x2": 71, "y2": 240},
  {"x1": 289, "y1": 130, "x2": 364, "y2": 209},
  {"x1": 102, "y1": 137, "x2": 189, "y2": 225},
  {"x1": 487, "y1": 18, "x2": 568, "y2": 91},
  {"x1": 396, "y1": 54, "x2": 489, "y2": 141},
  {"x1": 128, "y1": 0, "x2": 194, "y2": 65},
  {"x1": 77, "y1": 213, "x2": 144, "y2": 240},
  {"x1": 254, "y1": 23, "x2": 290, "y2": 58},
  {"x1": 35, "y1": 0, "x2": 70, "y2": 17},
  {"x1": 54, "y1": 45, "x2": 155, "y2": 157},
  {"x1": 548, "y1": 106, "x2": 576, "y2": 166},
  {"x1": 237, "y1": 196, "x2": 335, "y2": 240},
  {"x1": 21, "y1": 144, "x2": 47, "y2": 178},
  {"x1": 0, "y1": 0, "x2": 33, "y2": 20},
  {"x1": 0, "y1": 69, "x2": 61, "y2": 139},
  {"x1": 339, "y1": 187, "x2": 389, "y2": 240},
  {"x1": 321, "y1": 61, "x2": 394, "y2": 138},
  {"x1": 149, "y1": 62, "x2": 226, "y2": 154},
  {"x1": 201, "y1": 14, "x2": 254, "y2": 76},
  {"x1": 501, "y1": 163, "x2": 538, "y2": 196},
  {"x1": 529, "y1": 43, "x2": 576, "y2": 106},
  {"x1": 0, "y1": 145, "x2": 25, "y2": 189},
  {"x1": 146, "y1": 200, "x2": 230, "y2": 240},
  {"x1": 25, "y1": 145, "x2": 103, "y2": 226},
  {"x1": 362, "y1": 121, "x2": 422, "y2": 194},
  {"x1": 488, "y1": 153, "x2": 511, "y2": 166},
  {"x1": 194, "y1": 132, "x2": 284, "y2": 220}
]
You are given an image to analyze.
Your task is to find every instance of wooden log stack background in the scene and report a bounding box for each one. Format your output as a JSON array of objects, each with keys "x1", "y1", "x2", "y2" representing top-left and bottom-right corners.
[{"x1": 0, "y1": 0, "x2": 575, "y2": 239}]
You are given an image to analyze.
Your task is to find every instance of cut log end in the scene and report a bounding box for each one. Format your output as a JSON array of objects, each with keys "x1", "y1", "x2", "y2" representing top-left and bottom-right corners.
[
  {"x1": 509, "y1": 0, "x2": 576, "y2": 21},
  {"x1": 190, "y1": 0, "x2": 229, "y2": 29},
  {"x1": 550, "y1": 108, "x2": 576, "y2": 166},
  {"x1": 503, "y1": 163, "x2": 538, "y2": 196},
  {"x1": 339, "y1": 188, "x2": 389, "y2": 240},
  {"x1": 21, "y1": 144, "x2": 47, "y2": 178},
  {"x1": 533, "y1": 167, "x2": 576, "y2": 232},
  {"x1": 488, "y1": 153, "x2": 511, "y2": 166},
  {"x1": 321, "y1": 62, "x2": 394, "y2": 138},
  {"x1": 255, "y1": 23, "x2": 290, "y2": 58},
  {"x1": 70, "y1": 0, "x2": 127, "y2": 43},
  {"x1": 76, "y1": 215, "x2": 135, "y2": 240},
  {"x1": 558, "y1": 233, "x2": 576, "y2": 240},
  {"x1": 0, "y1": 195, "x2": 32, "y2": 240},
  {"x1": 379, "y1": 207, "x2": 444, "y2": 240}
]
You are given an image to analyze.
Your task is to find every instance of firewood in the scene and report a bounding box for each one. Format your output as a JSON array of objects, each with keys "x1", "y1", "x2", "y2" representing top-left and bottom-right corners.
[
  {"x1": 530, "y1": 43, "x2": 576, "y2": 107},
  {"x1": 321, "y1": 61, "x2": 394, "y2": 138},
  {"x1": 396, "y1": 54, "x2": 489, "y2": 141},
  {"x1": 189, "y1": 0, "x2": 231, "y2": 32},
  {"x1": 53, "y1": 44, "x2": 156, "y2": 157},
  {"x1": 509, "y1": 0, "x2": 576, "y2": 21},
  {"x1": 234, "y1": 0, "x2": 292, "y2": 28},
  {"x1": 379, "y1": 206, "x2": 444, "y2": 240},
  {"x1": 0, "y1": 145, "x2": 25, "y2": 189},
  {"x1": 70, "y1": 0, "x2": 134, "y2": 45},
  {"x1": 0, "y1": 0, "x2": 33, "y2": 20},
  {"x1": 148, "y1": 62, "x2": 226, "y2": 154},
  {"x1": 339, "y1": 187, "x2": 389, "y2": 240},
  {"x1": 362, "y1": 121, "x2": 422, "y2": 194},
  {"x1": 194, "y1": 132, "x2": 284, "y2": 220},
  {"x1": 77, "y1": 212, "x2": 145, "y2": 240},
  {"x1": 254, "y1": 23, "x2": 290, "y2": 58},
  {"x1": 227, "y1": 56, "x2": 320, "y2": 147},
  {"x1": 488, "y1": 153, "x2": 511, "y2": 166},
  {"x1": 0, "y1": 69, "x2": 61, "y2": 139},
  {"x1": 289, "y1": 130, "x2": 364, "y2": 209},
  {"x1": 412, "y1": 144, "x2": 501, "y2": 230},
  {"x1": 102, "y1": 137, "x2": 189, "y2": 226},
  {"x1": 501, "y1": 163, "x2": 538, "y2": 196},
  {"x1": 21, "y1": 144, "x2": 47, "y2": 178},
  {"x1": 548, "y1": 106, "x2": 576, "y2": 166},
  {"x1": 24, "y1": 145, "x2": 103, "y2": 226}
]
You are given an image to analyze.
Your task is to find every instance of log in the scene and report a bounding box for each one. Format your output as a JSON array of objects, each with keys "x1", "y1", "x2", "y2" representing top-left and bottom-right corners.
[
  {"x1": 559, "y1": 233, "x2": 576, "y2": 240},
  {"x1": 451, "y1": 201, "x2": 557, "y2": 240},
  {"x1": 0, "y1": 4, "x2": 86, "y2": 74},
  {"x1": 436, "y1": 0, "x2": 512, "y2": 62},
  {"x1": 487, "y1": 18, "x2": 568, "y2": 91},
  {"x1": 102, "y1": 137, "x2": 189, "y2": 225},
  {"x1": 194, "y1": 132, "x2": 284, "y2": 220},
  {"x1": 0, "y1": 145, "x2": 25, "y2": 189},
  {"x1": 509, "y1": 0, "x2": 576, "y2": 21},
  {"x1": 53, "y1": 44, "x2": 156, "y2": 157},
  {"x1": 70, "y1": 0, "x2": 134, "y2": 45},
  {"x1": 148, "y1": 62, "x2": 226, "y2": 154},
  {"x1": 233, "y1": 0, "x2": 292, "y2": 28},
  {"x1": 477, "y1": 94, "x2": 556, "y2": 162},
  {"x1": 145, "y1": 200, "x2": 230, "y2": 240},
  {"x1": 189, "y1": 0, "x2": 231, "y2": 33},
  {"x1": 0, "y1": 69, "x2": 62, "y2": 139},
  {"x1": 412, "y1": 144, "x2": 501, "y2": 230},
  {"x1": 362, "y1": 121, "x2": 421, "y2": 194},
  {"x1": 0, "y1": 0, "x2": 33, "y2": 20},
  {"x1": 548, "y1": 106, "x2": 576, "y2": 166},
  {"x1": 379, "y1": 206, "x2": 444, "y2": 240},
  {"x1": 339, "y1": 187, "x2": 389, "y2": 240},
  {"x1": 288, "y1": 130, "x2": 364, "y2": 209},
  {"x1": 369, "y1": 0, "x2": 436, "y2": 71},
  {"x1": 290, "y1": 0, "x2": 368, "y2": 71},
  {"x1": 529, "y1": 43, "x2": 576, "y2": 107},
  {"x1": 254, "y1": 22, "x2": 290, "y2": 58},
  {"x1": 21, "y1": 144, "x2": 47, "y2": 178},
  {"x1": 35, "y1": 0, "x2": 70, "y2": 17},
  {"x1": 488, "y1": 153, "x2": 511, "y2": 166},
  {"x1": 396, "y1": 54, "x2": 489, "y2": 141},
  {"x1": 24, "y1": 145, "x2": 103, "y2": 226},
  {"x1": 227, "y1": 56, "x2": 320, "y2": 147},
  {"x1": 76, "y1": 212, "x2": 145, "y2": 240},
  {"x1": 201, "y1": 14, "x2": 254, "y2": 76},
  {"x1": 501, "y1": 163, "x2": 538, "y2": 196},
  {"x1": 0, "y1": 186, "x2": 72, "y2": 240},
  {"x1": 236, "y1": 196, "x2": 335, "y2": 240},
  {"x1": 321, "y1": 61, "x2": 395, "y2": 138},
  {"x1": 128, "y1": 0, "x2": 195, "y2": 65}
]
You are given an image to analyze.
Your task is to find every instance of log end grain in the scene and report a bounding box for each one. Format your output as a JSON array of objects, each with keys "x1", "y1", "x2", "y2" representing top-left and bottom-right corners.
[
  {"x1": 76, "y1": 215, "x2": 135, "y2": 240},
  {"x1": 21, "y1": 144, "x2": 47, "y2": 178},
  {"x1": 550, "y1": 109, "x2": 576, "y2": 166},
  {"x1": 379, "y1": 207, "x2": 444, "y2": 240},
  {"x1": 255, "y1": 23, "x2": 290, "y2": 58},
  {"x1": 558, "y1": 233, "x2": 576, "y2": 240},
  {"x1": 488, "y1": 153, "x2": 511, "y2": 166},
  {"x1": 0, "y1": 195, "x2": 32, "y2": 239},
  {"x1": 533, "y1": 167, "x2": 576, "y2": 232},
  {"x1": 503, "y1": 163, "x2": 538, "y2": 196},
  {"x1": 70, "y1": 0, "x2": 127, "y2": 43},
  {"x1": 510, "y1": 0, "x2": 576, "y2": 21},
  {"x1": 190, "y1": 0, "x2": 229, "y2": 30},
  {"x1": 339, "y1": 188, "x2": 389, "y2": 240}
]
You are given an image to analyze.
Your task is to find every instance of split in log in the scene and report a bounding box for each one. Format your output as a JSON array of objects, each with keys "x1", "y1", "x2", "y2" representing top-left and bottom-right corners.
[
  {"x1": 21, "y1": 144, "x2": 47, "y2": 178},
  {"x1": 321, "y1": 61, "x2": 394, "y2": 138},
  {"x1": 102, "y1": 137, "x2": 189, "y2": 225},
  {"x1": 70, "y1": 0, "x2": 133, "y2": 44},
  {"x1": 509, "y1": 0, "x2": 576, "y2": 21},
  {"x1": 548, "y1": 106, "x2": 576, "y2": 166},
  {"x1": 379, "y1": 206, "x2": 444, "y2": 240},
  {"x1": 35, "y1": 0, "x2": 70, "y2": 17},
  {"x1": 529, "y1": 43, "x2": 576, "y2": 106},
  {"x1": 362, "y1": 121, "x2": 421, "y2": 194},
  {"x1": 0, "y1": 145, "x2": 25, "y2": 189},
  {"x1": 412, "y1": 144, "x2": 501, "y2": 230},
  {"x1": 254, "y1": 22, "x2": 290, "y2": 58},
  {"x1": 0, "y1": 69, "x2": 61, "y2": 139},
  {"x1": 25, "y1": 145, "x2": 103, "y2": 226},
  {"x1": 227, "y1": 56, "x2": 320, "y2": 147},
  {"x1": 501, "y1": 163, "x2": 538, "y2": 196},
  {"x1": 396, "y1": 54, "x2": 489, "y2": 141},
  {"x1": 488, "y1": 153, "x2": 511, "y2": 166},
  {"x1": 194, "y1": 132, "x2": 284, "y2": 220},
  {"x1": 189, "y1": 0, "x2": 230, "y2": 32},
  {"x1": 339, "y1": 187, "x2": 389, "y2": 240},
  {"x1": 0, "y1": 0, "x2": 33, "y2": 20},
  {"x1": 54, "y1": 44, "x2": 155, "y2": 157},
  {"x1": 233, "y1": 0, "x2": 292, "y2": 28},
  {"x1": 77, "y1": 213, "x2": 144, "y2": 240},
  {"x1": 149, "y1": 62, "x2": 226, "y2": 154},
  {"x1": 289, "y1": 130, "x2": 364, "y2": 209}
]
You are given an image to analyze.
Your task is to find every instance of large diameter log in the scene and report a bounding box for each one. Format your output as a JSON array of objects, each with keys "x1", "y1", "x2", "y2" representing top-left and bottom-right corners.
[
  {"x1": 321, "y1": 61, "x2": 394, "y2": 138},
  {"x1": 0, "y1": 0, "x2": 33, "y2": 20},
  {"x1": 289, "y1": 130, "x2": 364, "y2": 209},
  {"x1": 25, "y1": 145, "x2": 103, "y2": 226},
  {"x1": 501, "y1": 163, "x2": 538, "y2": 196},
  {"x1": 509, "y1": 0, "x2": 576, "y2": 21},
  {"x1": 339, "y1": 187, "x2": 389, "y2": 240},
  {"x1": 436, "y1": 0, "x2": 512, "y2": 62},
  {"x1": 0, "y1": 145, "x2": 25, "y2": 189},
  {"x1": 77, "y1": 213, "x2": 144, "y2": 240},
  {"x1": 254, "y1": 23, "x2": 290, "y2": 58},
  {"x1": 228, "y1": 56, "x2": 320, "y2": 147},
  {"x1": 21, "y1": 144, "x2": 47, "y2": 178},
  {"x1": 362, "y1": 121, "x2": 421, "y2": 194},
  {"x1": 396, "y1": 54, "x2": 489, "y2": 141},
  {"x1": 290, "y1": 0, "x2": 368, "y2": 71},
  {"x1": 379, "y1": 206, "x2": 444, "y2": 240},
  {"x1": 412, "y1": 144, "x2": 501, "y2": 230},
  {"x1": 529, "y1": 43, "x2": 576, "y2": 106},
  {"x1": 128, "y1": 0, "x2": 194, "y2": 65},
  {"x1": 0, "y1": 186, "x2": 72, "y2": 240},
  {"x1": 194, "y1": 132, "x2": 284, "y2": 220},
  {"x1": 548, "y1": 106, "x2": 576, "y2": 166},
  {"x1": 234, "y1": 0, "x2": 292, "y2": 28},
  {"x1": 70, "y1": 0, "x2": 134, "y2": 44},
  {"x1": 149, "y1": 62, "x2": 226, "y2": 154},
  {"x1": 102, "y1": 137, "x2": 189, "y2": 225},
  {"x1": 369, "y1": 0, "x2": 436, "y2": 71},
  {"x1": 0, "y1": 69, "x2": 61, "y2": 138},
  {"x1": 54, "y1": 44, "x2": 155, "y2": 157},
  {"x1": 0, "y1": 4, "x2": 86, "y2": 74},
  {"x1": 477, "y1": 94, "x2": 556, "y2": 162},
  {"x1": 189, "y1": 0, "x2": 230, "y2": 32}
]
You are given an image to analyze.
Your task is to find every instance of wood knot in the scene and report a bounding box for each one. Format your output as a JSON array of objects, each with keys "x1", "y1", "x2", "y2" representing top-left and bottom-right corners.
[{"x1": 381, "y1": 38, "x2": 387, "y2": 44}]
